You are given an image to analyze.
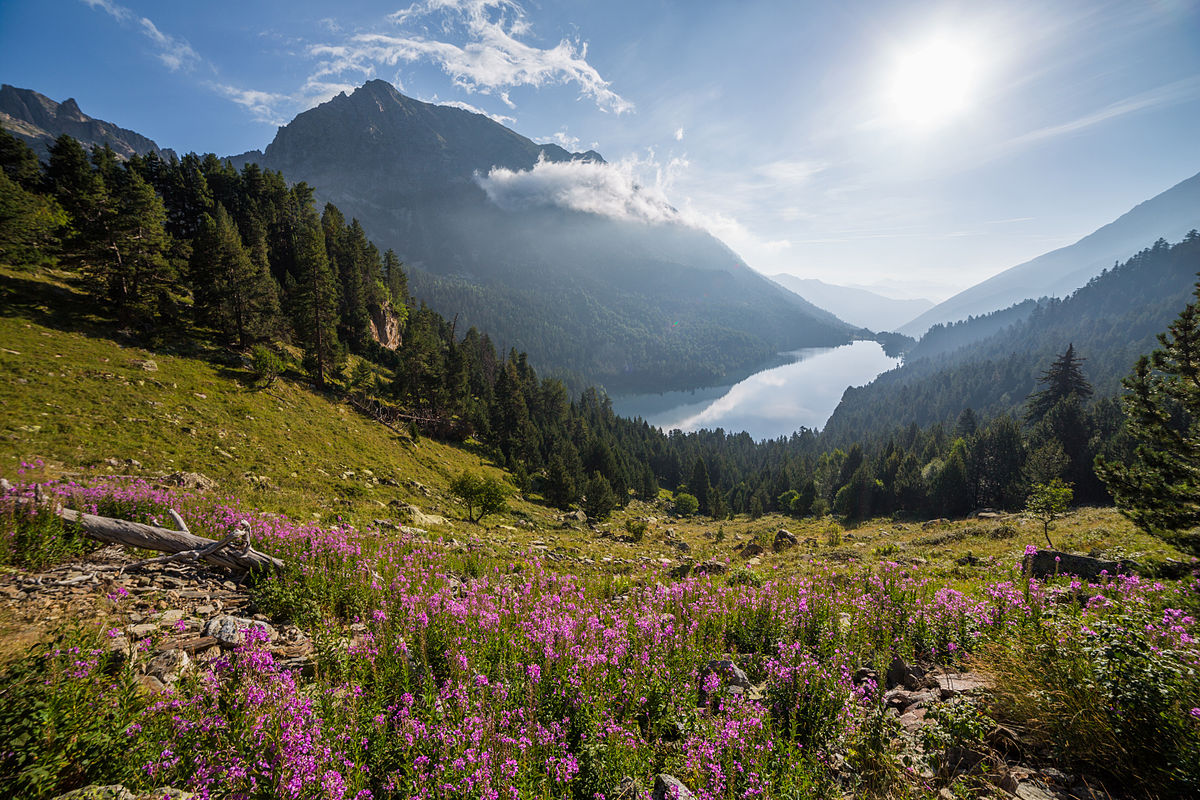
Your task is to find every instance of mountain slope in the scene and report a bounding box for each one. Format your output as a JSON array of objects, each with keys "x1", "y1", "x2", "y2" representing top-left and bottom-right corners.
[
  {"x1": 823, "y1": 234, "x2": 1200, "y2": 443},
  {"x1": 770, "y1": 274, "x2": 932, "y2": 331},
  {"x1": 228, "y1": 80, "x2": 856, "y2": 392},
  {"x1": 899, "y1": 171, "x2": 1200, "y2": 336},
  {"x1": 0, "y1": 84, "x2": 174, "y2": 160}
]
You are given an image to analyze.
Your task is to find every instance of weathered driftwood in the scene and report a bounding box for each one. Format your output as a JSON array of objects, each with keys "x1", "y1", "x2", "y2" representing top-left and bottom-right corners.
[
  {"x1": 56, "y1": 507, "x2": 283, "y2": 572},
  {"x1": 1, "y1": 480, "x2": 282, "y2": 572}
]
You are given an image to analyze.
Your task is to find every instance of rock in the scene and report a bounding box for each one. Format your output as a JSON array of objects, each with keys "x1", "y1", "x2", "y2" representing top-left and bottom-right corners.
[
  {"x1": 939, "y1": 746, "x2": 985, "y2": 777},
  {"x1": 701, "y1": 658, "x2": 752, "y2": 691},
  {"x1": 138, "y1": 674, "x2": 166, "y2": 694},
  {"x1": 669, "y1": 539, "x2": 691, "y2": 553},
  {"x1": 52, "y1": 787, "x2": 136, "y2": 800},
  {"x1": 936, "y1": 671, "x2": 993, "y2": 697},
  {"x1": 398, "y1": 505, "x2": 447, "y2": 527},
  {"x1": 129, "y1": 623, "x2": 157, "y2": 638},
  {"x1": 694, "y1": 561, "x2": 727, "y2": 576},
  {"x1": 202, "y1": 615, "x2": 278, "y2": 648},
  {"x1": 853, "y1": 667, "x2": 879, "y2": 687},
  {"x1": 739, "y1": 542, "x2": 764, "y2": 559},
  {"x1": 885, "y1": 688, "x2": 937, "y2": 711},
  {"x1": 134, "y1": 359, "x2": 158, "y2": 372},
  {"x1": 147, "y1": 649, "x2": 190, "y2": 684},
  {"x1": 568, "y1": 509, "x2": 588, "y2": 523},
  {"x1": 652, "y1": 774, "x2": 696, "y2": 800},
  {"x1": 922, "y1": 518, "x2": 949, "y2": 529},
  {"x1": 1023, "y1": 549, "x2": 1127, "y2": 580},
  {"x1": 956, "y1": 554, "x2": 981, "y2": 566},
  {"x1": 886, "y1": 654, "x2": 921, "y2": 690},
  {"x1": 162, "y1": 471, "x2": 217, "y2": 492},
  {"x1": 773, "y1": 528, "x2": 798, "y2": 552},
  {"x1": 898, "y1": 706, "x2": 928, "y2": 733},
  {"x1": 669, "y1": 562, "x2": 693, "y2": 579}
]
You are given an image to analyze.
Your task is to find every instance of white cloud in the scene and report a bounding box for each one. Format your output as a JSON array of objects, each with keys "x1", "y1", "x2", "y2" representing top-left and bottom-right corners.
[
  {"x1": 434, "y1": 98, "x2": 516, "y2": 124},
  {"x1": 539, "y1": 129, "x2": 581, "y2": 151},
  {"x1": 209, "y1": 84, "x2": 292, "y2": 126},
  {"x1": 674, "y1": 127, "x2": 684, "y2": 141},
  {"x1": 309, "y1": 0, "x2": 632, "y2": 114},
  {"x1": 82, "y1": 0, "x2": 200, "y2": 72}
]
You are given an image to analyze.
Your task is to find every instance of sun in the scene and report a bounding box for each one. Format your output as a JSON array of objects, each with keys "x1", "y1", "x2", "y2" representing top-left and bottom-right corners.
[{"x1": 887, "y1": 35, "x2": 979, "y2": 130}]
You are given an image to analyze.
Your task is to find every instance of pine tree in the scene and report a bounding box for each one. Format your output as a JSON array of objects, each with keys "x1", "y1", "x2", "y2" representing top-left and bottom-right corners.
[
  {"x1": 1025, "y1": 344, "x2": 1093, "y2": 423},
  {"x1": 690, "y1": 456, "x2": 713, "y2": 516},
  {"x1": 292, "y1": 205, "x2": 340, "y2": 388},
  {"x1": 584, "y1": 472, "x2": 617, "y2": 521},
  {"x1": 191, "y1": 204, "x2": 280, "y2": 347},
  {"x1": 83, "y1": 168, "x2": 175, "y2": 325},
  {"x1": 1096, "y1": 286, "x2": 1200, "y2": 553}
]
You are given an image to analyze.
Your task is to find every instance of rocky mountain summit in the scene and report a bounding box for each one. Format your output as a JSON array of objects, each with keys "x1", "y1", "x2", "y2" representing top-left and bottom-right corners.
[{"x1": 0, "y1": 84, "x2": 174, "y2": 160}]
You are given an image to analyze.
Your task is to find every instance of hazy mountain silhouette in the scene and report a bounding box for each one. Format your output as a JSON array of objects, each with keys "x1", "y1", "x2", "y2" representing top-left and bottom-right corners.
[
  {"x1": 770, "y1": 274, "x2": 932, "y2": 331},
  {"x1": 228, "y1": 80, "x2": 855, "y2": 391},
  {"x1": 898, "y1": 170, "x2": 1200, "y2": 336}
]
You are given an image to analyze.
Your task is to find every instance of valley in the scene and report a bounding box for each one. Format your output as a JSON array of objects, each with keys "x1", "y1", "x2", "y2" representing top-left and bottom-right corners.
[{"x1": 2, "y1": 2, "x2": 1200, "y2": 797}]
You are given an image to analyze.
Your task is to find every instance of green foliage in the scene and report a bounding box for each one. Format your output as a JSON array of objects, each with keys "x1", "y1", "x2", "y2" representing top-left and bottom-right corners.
[
  {"x1": 1027, "y1": 478, "x2": 1073, "y2": 548},
  {"x1": 1025, "y1": 343, "x2": 1093, "y2": 424},
  {"x1": 584, "y1": 471, "x2": 617, "y2": 521},
  {"x1": 0, "y1": 626, "x2": 149, "y2": 799},
  {"x1": 1098, "y1": 278, "x2": 1200, "y2": 554},
  {"x1": 249, "y1": 344, "x2": 287, "y2": 387},
  {"x1": 673, "y1": 492, "x2": 699, "y2": 517},
  {"x1": 449, "y1": 470, "x2": 511, "y2": 523},
  {"x1": 623, "y1": 518, "x2": 648, "y2": 542},
  {"x1": 0, "y1": 494, "x2": 98, "y2": 569}
]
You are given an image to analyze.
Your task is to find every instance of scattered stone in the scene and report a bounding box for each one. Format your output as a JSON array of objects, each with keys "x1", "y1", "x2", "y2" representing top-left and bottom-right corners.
[
  {"x1": 739, "y1": 542, "x2": 764, "y2": 559},
  {"x1": 162, "y1": 471, "x2": 218, "y2": 492},
  {"x1": 202, "y1": 615, "x2": 278, "y2": 648},
  {"x1": 936, "y1": 671, "x2": 993, "y2": 697},
  {"x1": 898, "y1": 706, "x2": 928, "y2": 733},
  {"x1": 853, "y1": 666, "x2": 879, "y2": 687},
  {"x1": 1023, "y1": 549, "x2": 1128, "y2": 580},
  {"x1": 694, "y1": 561, "x2": 727, "y2": 576},
  {"x1": 147, "y1": 649, "x2": 191, "y2": 684},
  {"x1": 886, "y1": 654, "x2": 921, "y2": 690},
  {"x1": 133, "y1": 359, "x2": 158, "y2": 372},
  {"x1": 773, "y1": 528, "x2": 798, "y2": 552},
  {"x1": 652, "y1": 774, "x2": 696, "y2": 800},
  {"x1": 956, "y1": 554, "x2": 981, "y2": 566},
  {"x1": 670, "y1": 562, "x2": 693, "y2": 579},
  {"x1": 398, "y1": 505, "x2": 447, "y2": 527},
  {"x1": 922, "y1": 518, "x2": 950, "y2": 530},
  {"x1": 700, "y1": 658, "x2": 752, "y2": 691}
]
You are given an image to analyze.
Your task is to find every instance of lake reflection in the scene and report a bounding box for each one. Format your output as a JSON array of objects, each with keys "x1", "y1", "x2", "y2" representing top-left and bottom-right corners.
[{"x1": 611, "y1": 341, "x2": 899, "y2": 439}]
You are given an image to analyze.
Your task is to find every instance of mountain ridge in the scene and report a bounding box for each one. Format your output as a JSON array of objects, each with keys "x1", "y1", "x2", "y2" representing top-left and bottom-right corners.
[
  {"x1": 898, "y1": 170, "x2": 1200, "y2": 336},
  {"x1": 770, "y1": 274, "x2": 932, "y2": 331},
  {"x1": 0, "y1": 84, "x2": 175, "y2": 161},
  {"x1": 227, "y1": 79, "x2": 857, "y2": 392}
]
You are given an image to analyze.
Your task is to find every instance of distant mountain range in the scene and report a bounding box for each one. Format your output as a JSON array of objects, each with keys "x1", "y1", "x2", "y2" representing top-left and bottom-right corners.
[
  {"x1": 823, "y1": 233, "x2": 1200, "y2": 443},
  {"x1": 0, "y1": 84, "x2": 173, "y2": 161},
  {"x1": 223, "y1": 80, "x2": 858, "y2": 392},
  {"x1": 899, "y1": 170, "x2": 1200, "y2": 336},
  {"x1": 770, "y1": 275, "x2": 932, "y2": 331}
]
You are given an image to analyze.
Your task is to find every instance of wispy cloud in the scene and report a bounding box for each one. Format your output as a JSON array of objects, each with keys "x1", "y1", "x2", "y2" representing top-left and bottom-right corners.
[
  {"x1": 431, "y1": 97, "x2": 516, "y2": 125},
  {"x1": 81, "y1": 0, "x2": 200, "y2": 72},
  {"x1": 209, "y1": 84, "x2": 292, "y2": 126},
  {"x1": 674, "y1": 127, "x2": 684, "y2": 141},
  {"x1": 309, "y1": 0, "x2": 632, "y2": 114},
  {"x1": 539, "y1": 129, "x2": 581, "y2": 151},
  {"x1": 1001, "y1": 75, "x2": 1200, "y2": 152}
]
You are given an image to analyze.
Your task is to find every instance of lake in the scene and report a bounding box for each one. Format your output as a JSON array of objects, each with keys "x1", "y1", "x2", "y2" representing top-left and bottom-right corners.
[{"x1": 611, "y1": 341, "x2": 900, "y2": 440}]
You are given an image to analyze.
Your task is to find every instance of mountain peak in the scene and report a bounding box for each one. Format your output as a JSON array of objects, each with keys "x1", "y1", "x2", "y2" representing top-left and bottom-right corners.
[{"x1": 0, "y1": 84, "x2": 173, "y2": 160}]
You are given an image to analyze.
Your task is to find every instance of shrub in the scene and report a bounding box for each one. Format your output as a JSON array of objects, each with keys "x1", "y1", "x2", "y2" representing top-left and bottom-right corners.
[
  {"x1": 249, "y1": 344, "x2": 286, "y2": 387},
  {"x1": 673, "y1": 492, "x2": 699, "y2": 517}
]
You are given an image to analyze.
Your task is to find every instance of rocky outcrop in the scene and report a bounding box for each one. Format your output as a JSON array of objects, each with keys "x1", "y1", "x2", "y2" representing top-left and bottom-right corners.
[
  {"x1": 368, "y1": 301, "x2": 403, "y2": 350},
  {"x1": 1023, "y1": 549, "x2": 1128, "y2": 580}
]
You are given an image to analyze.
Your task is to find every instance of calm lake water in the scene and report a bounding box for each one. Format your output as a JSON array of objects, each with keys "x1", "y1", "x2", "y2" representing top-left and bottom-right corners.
[{"x1": 611, "y1": 341, "x2": 900, "y2": 440}]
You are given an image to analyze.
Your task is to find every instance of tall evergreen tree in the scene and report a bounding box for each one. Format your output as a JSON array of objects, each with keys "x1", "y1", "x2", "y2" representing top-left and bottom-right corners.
[
  {"x1": 1025, "y1": 344, "x2": 1093, "y2": 423},
  {"x1": 1097, "y1": 285, "x2": 1200, "y2": 553},
  {"x1": 292, "y1": 205, "x2": 340, "y2": 388},
  {"x1": 191, "y1": 204, "x2": 280, "y2": 347}
]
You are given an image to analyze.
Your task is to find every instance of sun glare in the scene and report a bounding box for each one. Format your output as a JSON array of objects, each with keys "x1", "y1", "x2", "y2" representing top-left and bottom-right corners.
[{"x1": 888, "y1": 35, "x2": 979, "y2": 130}]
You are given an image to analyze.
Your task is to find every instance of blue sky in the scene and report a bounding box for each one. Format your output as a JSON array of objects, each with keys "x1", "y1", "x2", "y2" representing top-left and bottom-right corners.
[{"x1": 2, "y1": 0, "x2": 1198, "y2": 299}]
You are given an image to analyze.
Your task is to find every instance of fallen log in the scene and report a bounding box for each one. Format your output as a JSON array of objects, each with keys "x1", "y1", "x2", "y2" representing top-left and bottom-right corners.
[
  {"x1": 2, "y1": 480, "x2": 282, "y2": 572},
  {"x1": 56, "y1": 507, "x2": 283, "y2": 573}
]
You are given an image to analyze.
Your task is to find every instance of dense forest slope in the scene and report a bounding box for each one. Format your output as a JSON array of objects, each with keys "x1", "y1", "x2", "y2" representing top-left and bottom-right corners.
[
  {"x1": 824, "y1": 234, "x2": 1200, "y2": 444},
  {"x1": 226, "y1": 80, "x2": 856, "y2": 392},
  {"x1": 900, "y1": 170, "x2": 1200, "y2": 336}
]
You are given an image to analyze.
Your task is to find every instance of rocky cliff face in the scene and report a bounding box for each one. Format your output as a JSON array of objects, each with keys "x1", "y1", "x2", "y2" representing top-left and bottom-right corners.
[
  {"x1": 0, "y1": 84, "x2": 174, "y2": 160},
  {"x1": 368, "y1": 301, "x2": 403, "y2": 350}
]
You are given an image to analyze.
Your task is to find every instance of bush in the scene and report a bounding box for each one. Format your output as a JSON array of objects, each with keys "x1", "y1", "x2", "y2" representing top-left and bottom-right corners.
[
  {"x1": 249, "y1": 344, "x2": 286, "y2": 387},
  {"x1": 673, "y1": 492, "x2": 699, "y2": 517},
  {"x1": 624, "y1": 518, "x2": 648, "y2": 542}
]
